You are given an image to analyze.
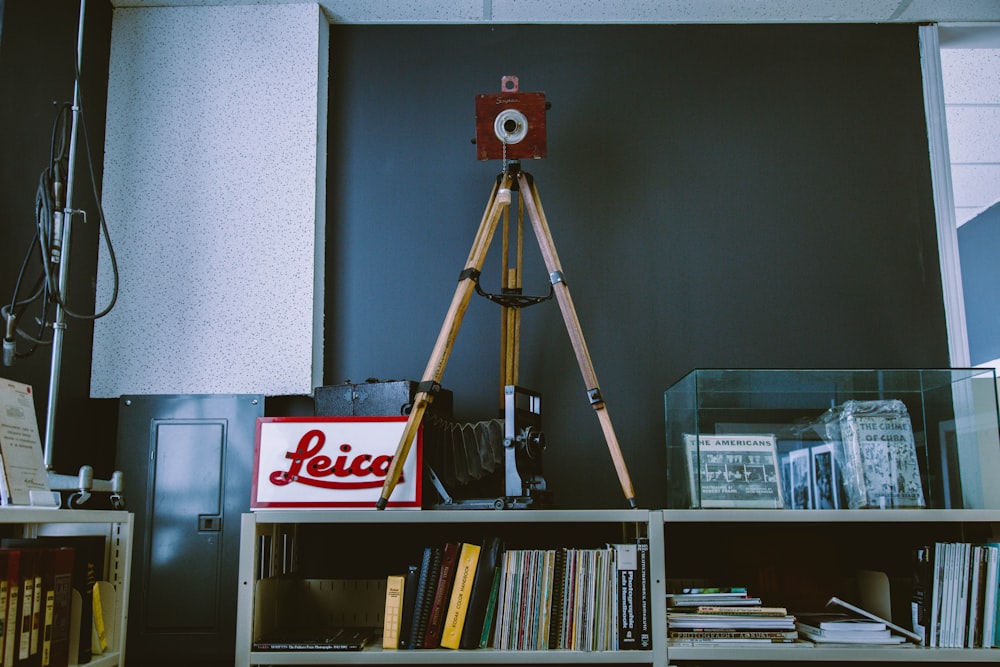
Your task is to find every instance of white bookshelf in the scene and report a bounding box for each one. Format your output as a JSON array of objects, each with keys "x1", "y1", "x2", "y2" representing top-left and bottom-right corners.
[
  {"x1": 0, "y1": 507, "x2": 133, "y2": 667},
  {"x1": 235, "y1": 508, "x2": 665, "y2": 666}
]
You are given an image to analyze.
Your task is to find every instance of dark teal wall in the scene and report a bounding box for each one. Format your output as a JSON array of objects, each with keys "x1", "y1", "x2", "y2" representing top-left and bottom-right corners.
[
  {"x1": 325, "y1": 24, "x2": 949, "y2": 509},
  {"x1": 0, "y1": 15, "x2": 951, "y2": 509},
  {"x1": 0, "y1": 0, "x2": 115, "y2": 477}
]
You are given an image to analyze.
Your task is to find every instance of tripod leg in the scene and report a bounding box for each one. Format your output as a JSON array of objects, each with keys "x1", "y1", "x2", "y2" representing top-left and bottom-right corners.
[
  {"x1": 516, "y1": 172, "x2": 638, "y2": 508},
  {"x1": 377, "y1": 173, "x2": 514, "y2": 509}
]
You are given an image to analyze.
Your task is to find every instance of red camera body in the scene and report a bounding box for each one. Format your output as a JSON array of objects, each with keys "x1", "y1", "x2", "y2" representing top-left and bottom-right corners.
[{"x1": 474, "y1": 76, "x2": 547, "y2": 161}]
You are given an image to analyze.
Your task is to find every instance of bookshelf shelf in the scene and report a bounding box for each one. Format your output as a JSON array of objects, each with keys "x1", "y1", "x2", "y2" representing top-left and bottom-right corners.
[
  {"x1": 235, "y1": 509, "x2": 666, "y2": 666},
  {"x1": 659, "y1": 510, "x2": 1000, "y2": 663},
  {"x1": 0, "y1": 507, "x2": 133, "y2": 667},
  {"x1": 666, "y1": 644, "x2": 1000, "y2": 662},
  {"x1": 660, "y1": 367, "x2": 1000, "y2": 663},
  {"x1": 662, "y1": 509, "x2": 1000, "y2": 523}
]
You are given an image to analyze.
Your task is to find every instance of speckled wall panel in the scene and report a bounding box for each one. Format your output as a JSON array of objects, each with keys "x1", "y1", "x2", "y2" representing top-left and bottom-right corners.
[{"x1": 91, "y1": 3, "x2": 327, "y2": 398}]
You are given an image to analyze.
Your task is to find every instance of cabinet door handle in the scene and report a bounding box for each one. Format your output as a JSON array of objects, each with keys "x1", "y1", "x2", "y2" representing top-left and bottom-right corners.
[{"x1": 198, "y1": 514, "x2": 222, "y2": 532}]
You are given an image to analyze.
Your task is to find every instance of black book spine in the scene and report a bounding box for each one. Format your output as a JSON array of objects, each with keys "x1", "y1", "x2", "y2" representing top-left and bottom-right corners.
[
  {"x1": 459, "y1": 536, "x2": 503, "y2": 649},
  {"x1": 636, "y1": 537, "x2": 651, "y2": 650},
  {"x1": 911, "y1": 544, "x2": 932, "y2": 645},
  {"x1": 408, "y1": 547, "x2": 440, "y2": 650},
  {"x1": 397, "y1": 564, "x2": 420, "y2": 649},
  {"x1": 548, "y1": 548, "x2": 567, "y2": 649}
]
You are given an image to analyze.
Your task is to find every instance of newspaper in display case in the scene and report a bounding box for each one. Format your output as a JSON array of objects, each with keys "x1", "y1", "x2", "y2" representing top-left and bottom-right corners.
[
  {"x1": 684, "y1": 434, "x2": 784, "y2": 508},
  {"x1": 825, "y1": 399, "x2": 925, "y2": 509}
]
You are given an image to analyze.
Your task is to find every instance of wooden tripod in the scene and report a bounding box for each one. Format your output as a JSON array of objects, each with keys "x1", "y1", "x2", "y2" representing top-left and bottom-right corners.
[{"x1": 375, "y1": 162, "x2": 637, "y2": 509}]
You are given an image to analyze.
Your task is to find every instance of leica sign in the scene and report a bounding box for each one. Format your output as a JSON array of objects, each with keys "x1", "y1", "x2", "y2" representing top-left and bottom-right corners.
[{"x1": 252, "y1": 417, "x2": 422, "y2": 508}]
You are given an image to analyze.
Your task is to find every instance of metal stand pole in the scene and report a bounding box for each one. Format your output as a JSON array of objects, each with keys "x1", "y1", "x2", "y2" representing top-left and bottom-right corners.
[
  {"x1": 39, "y1": 0, "x2": 125, "y2": 509},
  {"x1": 43, "y1": 0, "x2": 86, "y2": 471}
]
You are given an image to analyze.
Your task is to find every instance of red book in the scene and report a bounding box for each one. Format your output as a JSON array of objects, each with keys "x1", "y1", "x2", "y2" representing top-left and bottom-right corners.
[{"x1": 423, "y1": 542, "x2": 460, "y2": 648}]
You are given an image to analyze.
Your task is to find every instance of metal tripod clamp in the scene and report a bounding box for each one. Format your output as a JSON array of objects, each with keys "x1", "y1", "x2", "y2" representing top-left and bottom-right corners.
[{"x1": 48, "y1": 466, "x2": 125, "y2": 509}]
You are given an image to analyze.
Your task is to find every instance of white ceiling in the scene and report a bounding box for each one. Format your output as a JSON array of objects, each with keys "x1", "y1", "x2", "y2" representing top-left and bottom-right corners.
[
  {"x1": 111, "y1": 2, "x2": 1000, "y2": 228},
  {"x1": 111, "y1": 1, "x2": 1000, "y2": 24},
  {"x1": 940, "y1": 26, "x2": 1000, "y2": 227}
]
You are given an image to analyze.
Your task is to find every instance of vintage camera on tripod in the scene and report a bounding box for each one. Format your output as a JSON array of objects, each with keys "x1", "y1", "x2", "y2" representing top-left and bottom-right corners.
[{"x1": 474, "y1": 75, "x2": 549, "y2": 161}]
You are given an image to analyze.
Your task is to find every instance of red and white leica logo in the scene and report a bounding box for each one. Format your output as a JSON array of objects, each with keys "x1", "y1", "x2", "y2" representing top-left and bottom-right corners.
[
  {"x1": 269, "y1": 429, "x2": 396, "y2": 490},
  {"x1": 252, "y1": 417, "x2": 421, "y2": 508}
]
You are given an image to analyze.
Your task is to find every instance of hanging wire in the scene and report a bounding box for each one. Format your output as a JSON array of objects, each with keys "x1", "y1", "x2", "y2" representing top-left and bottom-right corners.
[{"x1": 2, "y1": 49, "x2": 120, "y2": 365}]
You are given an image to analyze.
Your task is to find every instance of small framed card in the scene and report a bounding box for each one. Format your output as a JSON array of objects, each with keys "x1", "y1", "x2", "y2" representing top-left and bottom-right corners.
[{"x1": 0, "y1": 378, "x2": 52, "y2": 506}]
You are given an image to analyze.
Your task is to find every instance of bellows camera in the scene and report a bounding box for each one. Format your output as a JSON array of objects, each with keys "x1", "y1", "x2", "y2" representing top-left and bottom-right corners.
[{"x1": 475, "y1": 75, "x2": 548, "y2": 161}]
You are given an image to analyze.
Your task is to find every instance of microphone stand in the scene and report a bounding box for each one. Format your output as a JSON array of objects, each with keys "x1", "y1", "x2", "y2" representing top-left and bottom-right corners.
[{"x1": 42, "y1": 0, "x2": 124, "y2": 509}]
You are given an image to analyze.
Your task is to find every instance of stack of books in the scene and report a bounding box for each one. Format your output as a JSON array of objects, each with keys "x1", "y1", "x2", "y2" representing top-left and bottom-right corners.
[
  {"x1": 796, "y1": 597, "x2": 919, "y2": 647},
  {"x1": 666, "y1": 587, "x2": 798, "y2": 645},
  {"x1": 796, "y1": 615, "x2": 906, "y2": 645}
]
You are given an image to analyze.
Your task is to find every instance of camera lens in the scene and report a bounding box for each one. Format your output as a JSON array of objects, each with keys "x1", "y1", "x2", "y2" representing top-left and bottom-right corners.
[{"x1": 494, "y1": 108, "x2": 529, "y2": 145}]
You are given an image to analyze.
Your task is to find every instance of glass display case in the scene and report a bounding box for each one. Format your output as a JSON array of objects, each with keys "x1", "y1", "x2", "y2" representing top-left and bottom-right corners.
[{"x1": 664, "y1": 369, "x2": 1000, "y2": 510}]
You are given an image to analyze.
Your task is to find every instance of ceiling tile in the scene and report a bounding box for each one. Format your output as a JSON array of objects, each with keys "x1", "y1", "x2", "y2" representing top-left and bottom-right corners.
[
  {"x1": 946, "y1": 106, "x2": 1000, "y2": 163},
  {"x1": 941, "y1": 48, "x2": 1000, "y2": 104}
]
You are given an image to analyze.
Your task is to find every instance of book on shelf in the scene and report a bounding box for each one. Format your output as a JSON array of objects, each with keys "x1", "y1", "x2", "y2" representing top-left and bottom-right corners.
[
  {"x1": 546, "y1": 548, "x2": 567, "y2": 650},
  {"x1": 2, "y1": 550, "x2": 20, "y2": 667},
  {"x1": 477, "y1": 566, "x2": 502, "y2": 649},
  {"x1": 797, "y1": 627, "x2": 905, "y2": 644},
  {"x1": 405, "y1": 546, "x2": 440, "y2": 649},
  {"x1": 795, "y1": 614, "x2": 898, "y2": 643},
  {"x1": 492, "y1": 545, "x2": 622, "y2": 652},
  {"x1": 795, "y1": 613, "x2": 885, "y2": 632},
  {"x1": 668, "y1": 628, "x2": 799, "y2": 642},
  {"x1": 667, "y1": 613, "x2": 796, "y2": 630},
  {"x1": 92, "y1": 579, "x2": 108, "y2": 654},
  {"x1": 666, "y1": 590, "x2": 763, "y2": 607},
  {"x1": 396, "y1": 564, "x2": 419, "y2": 649},
  {"x1": 684, "y1": 434, "x2": 784, "y2": 508},
  {"x1": 459, "y1": 535, "x2": 503, "y2": 649},
  {"x1": 253, "y1": 626, "x2": 379, "y2": 651},
  {"x1": 983, "y1": 543, "x2": 1000, "y2": 647},
  {"x1": 422, "y1": 542, "x2": 459, "y2": 648},
  {"x1": 439, "y1": 542, "x2": 481, "y2": 649},
  {"x1": 17, "y1": 546, "x2": 37, "y2": 665},
  {"x1": 693, "y1": 606, "x2": 788, "y2": 616},
  {"x1": 829, "y1": 399, "x2": 925, "y2": 509},
  {"x1": 613, "y1": 542, "x2": 639, "y2": 650},
  {"x1": 636, "y1": 536, "x2": 651, "y2": 650},
  {"x1": 825, "y1": 596, "x2": 921, "y2": 644},
  {"x1": 911, "y1": 544, "x2": 932, "y2": 645},
  {"x1": 0, "y1": 545, "x2": 75, "y2": 667},
  {"x1": 9, "y1": 535, "x2": 106, "y2": 665},
  {"x1": 382, "y1": 574, "x2": 405, "y2": 650},
  {"x1": 918, "y1": 541, "x2": 1000, "y2": 648}
]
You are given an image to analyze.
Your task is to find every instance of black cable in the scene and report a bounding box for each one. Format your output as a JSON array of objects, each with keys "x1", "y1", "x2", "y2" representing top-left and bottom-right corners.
[
  {"x1": 3, "y1": 53, "x2": 121, "y2": 365},
  {"x1": 52, "y1": 56, "x2": 119, "y2": 320}
]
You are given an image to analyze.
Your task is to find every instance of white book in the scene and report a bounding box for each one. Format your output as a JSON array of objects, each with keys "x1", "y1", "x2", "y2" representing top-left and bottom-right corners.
[
  {"x1": 929, "y1": 542, "x2": 946, "y2": 647},
  {"x1": 942, "y1": 543, "x2": 956, "y2": 647},
  {"x1": 825, "y1": 597, "x2": 922, "y2": 643},
  {"x1": 956, "y1": 543, "x2": 971, "y2": 648},
  {"x1": 982, "y1": 545, "x2": 999, "y2": 647},
  {"x1": 967, "y1": 546, "x2": 983, "y2": 648}
]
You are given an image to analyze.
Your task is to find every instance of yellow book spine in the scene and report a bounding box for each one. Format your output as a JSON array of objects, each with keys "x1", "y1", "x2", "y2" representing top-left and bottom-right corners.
[
  {"x1": 439, "y1": 542, "x2": 481, "y2": 649},
  {"x1": 41, "y1": 590, "x2": 53, "y2": 667},
  {"x1": 92, "y1": 582, "x2": 107, "y2": 653},
  {"x1": 382, "y1": 575, "x2": 406, "y2": 649}
]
